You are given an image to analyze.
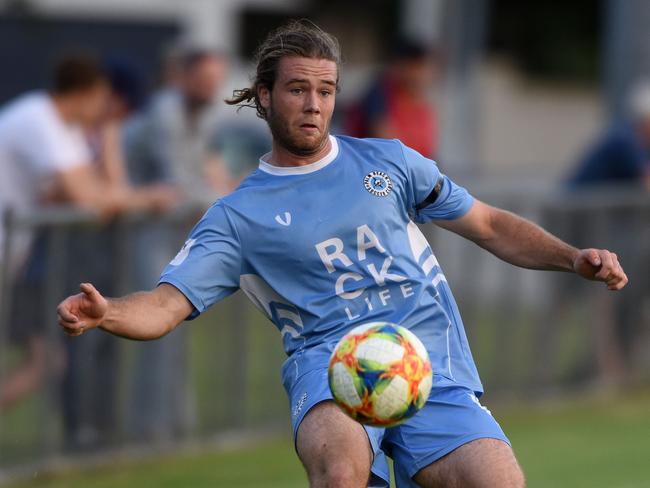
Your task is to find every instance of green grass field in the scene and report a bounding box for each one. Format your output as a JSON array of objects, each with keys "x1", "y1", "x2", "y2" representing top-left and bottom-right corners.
[{"x1": 3, "y1": 390, "x2": 649, "y2": 488}]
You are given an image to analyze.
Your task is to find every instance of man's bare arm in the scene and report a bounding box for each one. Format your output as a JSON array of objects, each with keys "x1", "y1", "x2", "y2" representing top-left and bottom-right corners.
[
  {"x1": 55, "y1": 164, "x2": 128, "y2": 215},
  {"x1": 56, "y1": 164, "x2": 179, "y2": 216},
  {"x1": 57, "y1": 283, "x2": 193, "y2": 340},
  {"x1": 435, "y1": 200, "x2": 628, "y2": 290}
]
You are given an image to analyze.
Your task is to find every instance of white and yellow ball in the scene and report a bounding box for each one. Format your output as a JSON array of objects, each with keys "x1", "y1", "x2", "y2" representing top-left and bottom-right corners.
[{"x1": 328, "y1": 322, "x2": 433, "y2": 427}]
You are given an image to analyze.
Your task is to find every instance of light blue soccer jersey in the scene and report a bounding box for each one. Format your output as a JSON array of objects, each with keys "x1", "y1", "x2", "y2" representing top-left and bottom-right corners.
[{"x1": 159, "y1": 135, "x2": 483, "y2": 394}]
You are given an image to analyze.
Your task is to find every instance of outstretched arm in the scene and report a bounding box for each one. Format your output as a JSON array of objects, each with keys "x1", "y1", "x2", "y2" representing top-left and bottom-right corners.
[
  {"x1": 435, "y1": 200, "x2": 628, "y2": 290},
  {"x1": 57, "y1": 283, "x2": 193, "y2": 340}
]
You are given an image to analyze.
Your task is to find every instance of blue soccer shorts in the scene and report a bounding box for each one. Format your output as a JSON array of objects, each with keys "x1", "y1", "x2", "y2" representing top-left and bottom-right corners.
[{"x1": 283, "y1": 347, "x2": 510, "y2": 487}]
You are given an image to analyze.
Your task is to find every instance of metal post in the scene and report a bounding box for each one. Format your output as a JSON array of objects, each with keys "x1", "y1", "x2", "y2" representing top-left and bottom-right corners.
[
  {"x1": 226, "y1": 292, "x2": 248, "y2": 428},
  {"x1": 604, "y1": 0, "x2": 650, "y2": 119},
  {"x1": 0, "y1": 208, "x2": 16, "y2": 466},
  {"x1": 40, "y1": 225, "x2": 68, "y2": 458},
  {"x1": 438, "y1": 0, "x2": 488, "y2": 177}
]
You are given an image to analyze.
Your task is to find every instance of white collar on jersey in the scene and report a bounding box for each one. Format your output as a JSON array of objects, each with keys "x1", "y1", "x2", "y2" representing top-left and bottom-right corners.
[{"x1": 258, "y1": 135, "x2": 339, "y2": 176}]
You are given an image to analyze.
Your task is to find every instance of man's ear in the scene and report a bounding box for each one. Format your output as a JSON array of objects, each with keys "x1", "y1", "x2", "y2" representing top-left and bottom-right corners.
[{"x1": 258, "y1": 85, "x2": 271, "y2": 109}]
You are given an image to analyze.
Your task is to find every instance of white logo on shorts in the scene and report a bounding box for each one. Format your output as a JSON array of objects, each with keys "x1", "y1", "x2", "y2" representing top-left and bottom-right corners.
[
  {"x1": 292, "y1": 392, "x2": 308, "y2": 418},
  {"x1": 468, "y1": 393, "x2": 493, "y2": 417}
]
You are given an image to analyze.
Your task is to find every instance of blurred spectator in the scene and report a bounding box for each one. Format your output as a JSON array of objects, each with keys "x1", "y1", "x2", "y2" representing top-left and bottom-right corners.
[
  {"x1": 344, "y1": 38, "x2": 440, "y2": 158},
  {"x1": 121, "y1": 50, "x2": 224, "y2": 443},
  {"x1": 0, "y1": 54, "x2": 120, "y2": 412},
  {"x1": 95, "y1": 58, "x2": 179, "y2": 208},
  {"x1": 124, "y1": 48, "x2": 234, "y2": 203},
  {"x1": 564, "y1": 82, "x2": 650, "y2": 385},
  {"x1": 118, "y1": 51, "x2": 266, "y2": 442},
  {"x1": 569, "y1": 81, "x2": 650, "y2": 188},
  {"x1": 0, "y1": 53, "x2": 177, "y2": 452},
  {"x1": 0, "y1": 55, "x2": 123, "y2": 262}
]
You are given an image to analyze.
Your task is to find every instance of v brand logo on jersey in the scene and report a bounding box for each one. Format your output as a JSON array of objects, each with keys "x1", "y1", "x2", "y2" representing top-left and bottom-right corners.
[{"x1": 275, "y1": 212, "x2": 292, "y2": 226}]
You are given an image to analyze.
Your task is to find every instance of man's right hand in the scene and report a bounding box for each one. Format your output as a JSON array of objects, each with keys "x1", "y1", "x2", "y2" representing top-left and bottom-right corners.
[{"x1": 57, "y1": 283, "x2": 108, "y2": 336}]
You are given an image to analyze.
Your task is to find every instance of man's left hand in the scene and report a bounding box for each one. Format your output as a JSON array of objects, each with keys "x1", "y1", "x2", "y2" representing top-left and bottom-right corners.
[{"x1": 573, "y1": 249, "x2": 628, "y2": 290}]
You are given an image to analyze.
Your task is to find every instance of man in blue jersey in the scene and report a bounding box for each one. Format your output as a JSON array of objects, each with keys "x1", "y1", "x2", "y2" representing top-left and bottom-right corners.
[{"x1": 57, "y1": 21, "x2": 628, "y2": 488}]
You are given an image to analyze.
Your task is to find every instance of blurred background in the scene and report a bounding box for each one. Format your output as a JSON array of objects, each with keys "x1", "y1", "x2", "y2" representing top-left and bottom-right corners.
[{"x1": 0, "y1": 0, "x2": 649, "y2": 487}]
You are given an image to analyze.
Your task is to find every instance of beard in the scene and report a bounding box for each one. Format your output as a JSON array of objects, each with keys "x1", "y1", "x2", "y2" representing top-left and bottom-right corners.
[{"x1": 265, "y1": 103, "x2": 330, "y2": 157}]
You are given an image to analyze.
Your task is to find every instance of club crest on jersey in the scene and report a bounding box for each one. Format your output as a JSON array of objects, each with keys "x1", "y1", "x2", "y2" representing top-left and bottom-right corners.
[{"x1": 363, "y1": 171, "x2": 393, "y2": 197}]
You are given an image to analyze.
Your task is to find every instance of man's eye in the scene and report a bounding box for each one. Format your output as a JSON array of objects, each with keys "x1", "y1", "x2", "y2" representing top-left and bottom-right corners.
[
  {"x1": 291, "y1": 88, "x2": 303, "y2": 95},
  {"x1": 321, "y1": 91, "x2": 332, "y2": 97}
]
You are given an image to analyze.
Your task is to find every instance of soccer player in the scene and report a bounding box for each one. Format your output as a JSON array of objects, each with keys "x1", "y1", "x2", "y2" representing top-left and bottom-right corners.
[{"x1": 57, "y1": 21, "x2": 628, "y2": 488}]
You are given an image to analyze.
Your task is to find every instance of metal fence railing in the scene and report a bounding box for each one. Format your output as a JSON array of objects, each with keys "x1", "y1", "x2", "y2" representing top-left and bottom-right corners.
[
  {"x1": 1, "y1": 186, "x2": 648, "y2": 473},
  {"x1": 429, "y1": 184, "x2": 650, "y2": 394}
]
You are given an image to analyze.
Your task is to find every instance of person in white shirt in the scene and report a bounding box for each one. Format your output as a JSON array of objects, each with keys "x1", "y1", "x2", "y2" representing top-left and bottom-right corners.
[
  {"x1": 0, "y1": 55, "x2": 170, "y2": 412},
  {"x1": 0, "y1": 55, "x2": 126, "y2": 269}
]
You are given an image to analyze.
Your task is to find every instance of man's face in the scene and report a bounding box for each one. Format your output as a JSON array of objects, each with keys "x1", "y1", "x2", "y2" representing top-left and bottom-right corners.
[
  {"x1": 259, "y1": 56, "x2": 337, "y2": 156},
  {"x1": 74, "y1": 82, "x2": 111, "y2": 126},
  {"x1": 184, "y1": 56, "x2": 227, "y2": 106}
]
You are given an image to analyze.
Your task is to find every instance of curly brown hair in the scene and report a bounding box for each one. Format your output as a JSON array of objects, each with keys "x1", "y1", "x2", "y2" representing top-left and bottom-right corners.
[{"x1": 225, "y1": 19, "x2": 341, "y2": 120}]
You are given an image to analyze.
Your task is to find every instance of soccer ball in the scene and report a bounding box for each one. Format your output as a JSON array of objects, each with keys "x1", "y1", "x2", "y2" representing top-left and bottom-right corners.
[{"x1": 328, "y1": 322, "x2": 433, "y2": 427}]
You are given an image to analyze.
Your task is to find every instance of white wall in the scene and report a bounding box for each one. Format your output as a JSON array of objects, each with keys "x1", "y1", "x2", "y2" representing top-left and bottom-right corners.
[
  {"x1": 2, "y1": 0, "x2": 303, "y2": 49},
  {"x1": 477, "y1": 61, "x2": 604, "y2": 179}
]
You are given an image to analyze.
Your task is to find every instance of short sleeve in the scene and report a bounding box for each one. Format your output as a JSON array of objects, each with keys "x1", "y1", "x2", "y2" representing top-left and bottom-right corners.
[
  {"x1": 21, "y1": 118, "x2": 90, "y2": 174},
  {"x1": 158, "y1": 202, "x2": 242, "y2": 320},
  {"x1": 399, "y1": 141, "x2": 474, "y2": 223}
]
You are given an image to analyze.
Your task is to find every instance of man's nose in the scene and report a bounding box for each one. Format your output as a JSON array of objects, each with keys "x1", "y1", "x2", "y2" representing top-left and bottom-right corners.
[{"x1": 304, "y1": 91, "x2": 321, "y2": 113}]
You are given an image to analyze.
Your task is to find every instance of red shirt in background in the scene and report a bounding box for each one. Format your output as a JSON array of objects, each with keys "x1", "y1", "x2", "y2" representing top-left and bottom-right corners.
[{"x1": 345, "y1": 75, "x2": 438, "y2": 159}]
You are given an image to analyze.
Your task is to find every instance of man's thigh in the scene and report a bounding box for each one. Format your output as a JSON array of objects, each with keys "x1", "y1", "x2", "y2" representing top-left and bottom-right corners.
[
  {"x1": 286, "y1": 360, "x2": 390, "y2": 487},
  {"x1": 385, "y1": 385, "x2": 518, "y2": 487},
  {"x1": 296, "y1": 401, "x2": 375, "y2": 487},
  {"x1": 413, "y1": 438, "x2": 525, "y2": 488}
]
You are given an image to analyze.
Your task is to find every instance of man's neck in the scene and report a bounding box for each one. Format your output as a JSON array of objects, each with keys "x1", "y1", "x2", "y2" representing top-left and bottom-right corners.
[{"x1": 268, "y1": 136, "x2": 332, "y2": 167}]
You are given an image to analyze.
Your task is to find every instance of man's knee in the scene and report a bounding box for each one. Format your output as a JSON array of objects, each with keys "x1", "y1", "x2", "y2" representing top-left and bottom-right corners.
[
  {"x1": 510, "y1": 464, "x2": 526, "y2": 488},
  {"x1": 301, "y1": 437, "x2": 372, "y2": 488},
  {"x1": 297, "y1": 401, "x2": 373, "y2": 487},
  {"x1": 306, "y1": 459, "x2": 370, "y2": 488}
]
